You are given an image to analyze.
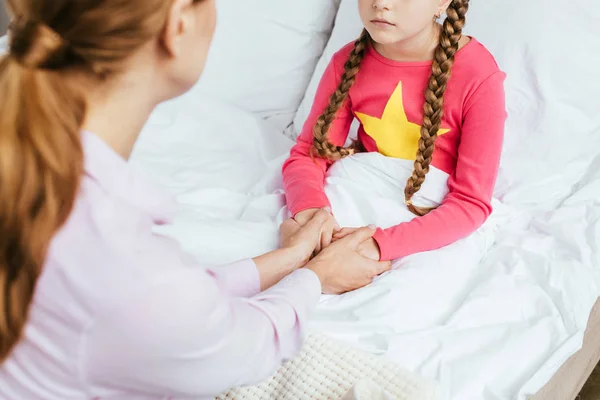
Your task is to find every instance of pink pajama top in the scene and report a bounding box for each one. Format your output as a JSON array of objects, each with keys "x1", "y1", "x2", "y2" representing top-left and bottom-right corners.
[
  {"x1": 283, "y1": 38, "x2": 507, "y2": 261},
  {"x1": 0, "y1": 132, "x2": 322, "y2": 399}
]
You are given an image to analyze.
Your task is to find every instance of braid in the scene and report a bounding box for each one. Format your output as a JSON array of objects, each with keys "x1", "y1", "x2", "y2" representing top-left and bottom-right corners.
[
  {"x1": 311, "y1": 29, "x2": 370, "y2": 161},
  {"x1": 404, "y1": 0, "x2": 469, "y2": 216}
]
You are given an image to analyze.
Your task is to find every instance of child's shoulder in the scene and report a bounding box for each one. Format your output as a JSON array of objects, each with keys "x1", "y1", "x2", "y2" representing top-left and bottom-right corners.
[
  {"x1": 328, "y1": 36, "x2": 504, "y2": 83},
  {"x1": 455, "y1": 37, "x2": 504, "y2": 81},
  {"x1": 330, "y1": 41, "x2": 358, "y2": 68}
]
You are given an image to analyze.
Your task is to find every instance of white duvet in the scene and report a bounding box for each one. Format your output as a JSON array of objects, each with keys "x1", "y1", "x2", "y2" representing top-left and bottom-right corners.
[{"x1": 131, "y1": 93, "x2": 600, "y2": 400}]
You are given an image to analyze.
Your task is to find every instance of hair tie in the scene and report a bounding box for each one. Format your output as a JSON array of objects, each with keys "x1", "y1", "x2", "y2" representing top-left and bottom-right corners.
[{"x1": 8, "y1": 17, "x2": 70, "y2": 69}]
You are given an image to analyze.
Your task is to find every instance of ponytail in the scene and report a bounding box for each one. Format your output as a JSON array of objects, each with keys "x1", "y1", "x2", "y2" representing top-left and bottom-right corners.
[
  {"x1": 0, "y1": 0, "x2": 174, "y2": 362},
  {"x1": 0, "y1": 20, "x2": 85, "y2": 361}
]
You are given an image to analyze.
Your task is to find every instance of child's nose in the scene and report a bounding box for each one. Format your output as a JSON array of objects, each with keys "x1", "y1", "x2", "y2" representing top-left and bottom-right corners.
[{"x1": 372, "y1": 1, "x2": 391, "y2": 12}]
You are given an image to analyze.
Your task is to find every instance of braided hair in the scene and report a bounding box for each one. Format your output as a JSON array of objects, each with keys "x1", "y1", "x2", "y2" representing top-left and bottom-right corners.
[
  {"x1": 405, "y1": 0, "x2": 469, "y2": 215},
  {"x1": 310, "y1": 0, "x2": 470, "y2": 216},
  {"x1": 311, "y1": 29, "x2": 370, "y2": 160}
]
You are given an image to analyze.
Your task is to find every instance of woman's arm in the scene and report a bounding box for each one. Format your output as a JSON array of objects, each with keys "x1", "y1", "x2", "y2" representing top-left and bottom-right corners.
[
  {"x1": 82, "y1": 223, "x2": 389, "y2": 398},
  {"x1": 207, "y1": 210, "x2": 329, "y2": 296},
  {"x1": 206, "y1": 248, "x2": 304, "y2": 297},
  {"x1": 372, "y1": 72, "x2": 508, "y2": 261},
  {"x1": 252, "y1": 211, "x2": 331, "y2": 291},
  {"x1": 84, "y1": 261, "x2": 322, "y2": 397}
]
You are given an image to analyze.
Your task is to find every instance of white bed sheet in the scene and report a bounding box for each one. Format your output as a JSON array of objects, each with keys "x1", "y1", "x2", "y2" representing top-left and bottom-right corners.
[{"x1": 131, "y1": 95, "x2": 600, "y2": 400}]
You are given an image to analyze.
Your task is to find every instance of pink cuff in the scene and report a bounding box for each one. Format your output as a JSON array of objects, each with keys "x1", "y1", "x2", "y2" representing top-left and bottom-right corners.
[
  {"x1": 372, "y1": 228, "x2": 401, "y2": 262},
  {"x1": 289, "y1": 196, "x2": 331, "y2": 218},
  {"x1": 208, "y1": 259, "x2": 261, "y2": 298}
]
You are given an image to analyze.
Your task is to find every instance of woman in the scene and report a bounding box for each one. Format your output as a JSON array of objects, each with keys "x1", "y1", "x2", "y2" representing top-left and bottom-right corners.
[{"x1": 0, "y1": 0, "x2": 391, "y2": 398}]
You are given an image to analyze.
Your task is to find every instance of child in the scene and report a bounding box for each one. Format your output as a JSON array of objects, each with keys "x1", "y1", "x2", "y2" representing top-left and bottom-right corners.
[{"x1": 283, "y1": 0, "x2": 507, "y2": 262}]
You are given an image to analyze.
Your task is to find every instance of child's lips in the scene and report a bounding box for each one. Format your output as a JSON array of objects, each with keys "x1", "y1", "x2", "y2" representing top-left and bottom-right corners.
[{"x1": 370, "y1": 18, "x2": 396, "y2": 28}]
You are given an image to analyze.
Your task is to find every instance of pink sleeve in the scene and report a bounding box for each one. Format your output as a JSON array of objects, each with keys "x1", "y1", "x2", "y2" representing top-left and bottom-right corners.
[
  {"x1": 282, "y1": 55, "x2": 354, "y2": 216},
  {"x1": 207, "y1": 259, "x2": 261, "y2": 298},
  {"x1": 373, "y1": 72, "x2": 507, "y2": 261},
  {"x1": 84, "y1": 233, "x2": 322, "y2": 397}
]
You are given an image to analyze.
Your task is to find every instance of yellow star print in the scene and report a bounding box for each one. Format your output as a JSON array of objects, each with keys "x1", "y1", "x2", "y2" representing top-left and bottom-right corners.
[{"x1": 355, "y1": 82, "x2": 450, "y2": 160}]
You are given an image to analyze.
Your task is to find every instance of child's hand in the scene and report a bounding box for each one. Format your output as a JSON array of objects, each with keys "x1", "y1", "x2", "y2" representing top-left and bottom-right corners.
[
  {"x1": 279, "y1": 210, "x2": 330, "y2": 268},
  {"x1": 293, "y1": 208, "x2": 340, "y2": 253},
  {"x1": 334, "y1": 227, "x2": 382, "y2": 261}
]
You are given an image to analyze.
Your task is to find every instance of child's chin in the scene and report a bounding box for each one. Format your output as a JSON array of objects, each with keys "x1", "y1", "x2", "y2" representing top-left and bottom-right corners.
[{"x1": 367, "y1": 30, "x2": 405, "y2": 46}]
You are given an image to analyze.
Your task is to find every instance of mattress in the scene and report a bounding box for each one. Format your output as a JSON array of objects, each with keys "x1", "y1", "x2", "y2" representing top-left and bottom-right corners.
[{"x1": 130, "y1": 96, "x2": 600, "y2": 400}]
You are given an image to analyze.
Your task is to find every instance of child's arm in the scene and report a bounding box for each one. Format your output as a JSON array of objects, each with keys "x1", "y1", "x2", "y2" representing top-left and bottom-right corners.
[
  {"x1": 282, "y1": 55, "x2": 354, "y2": 217},
  {"x1": 373, "y1": 72, "x2": 507, "y2": 261}
]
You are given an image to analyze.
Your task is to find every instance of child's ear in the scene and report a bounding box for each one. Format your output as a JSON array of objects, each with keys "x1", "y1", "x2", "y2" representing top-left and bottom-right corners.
[{"x1": 161, "y1": 0, "x2": 193, "y2": 57}]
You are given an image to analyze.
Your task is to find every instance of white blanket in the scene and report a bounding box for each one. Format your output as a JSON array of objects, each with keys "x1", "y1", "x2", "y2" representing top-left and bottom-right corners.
[
  {"x1": 131, "y1": 96, "x2": 600, "y2": 400},
  {"x1": 217, "y1": 333, "x2": 441, "y2": 400}
]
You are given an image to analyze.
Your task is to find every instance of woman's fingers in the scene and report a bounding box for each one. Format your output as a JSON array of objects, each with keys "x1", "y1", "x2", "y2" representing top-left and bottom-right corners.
[
  {"x1": 315, "y1": 223, "x2": 333, "y2": 253},
  {"x1": 320, "y1": 224, "x2": 335, "y2": 251},
  {"x1": 279, "y1": 218, "x2": 299, "y2": 235},
  {"x1": 367, "y1": 259, "x2": 392, "y2": 278},
  {"x1": 301, "y1": 209, "x2": 329, "y2": 234},
  {"x1": 333, "y1": 227, "x2": 358, "y2": 239},
  {"x1": 344, "y1": 225, "x2": 377, "y2": 248},
  {"x1": 292, "y1": 208, "x2": 322, "y2": 225},
  {"x1": 296, "y1": 211, "x2": 337, "y2": 254},
  {"x1": 307, "y1": 234, "x2": 392, "y2": 295},
  {"x1": 279, "y1": 219, "x2": 300, "y2": 247},
  {"x1": 346, "y1": 257, "x2": 392, "y2": 293}
]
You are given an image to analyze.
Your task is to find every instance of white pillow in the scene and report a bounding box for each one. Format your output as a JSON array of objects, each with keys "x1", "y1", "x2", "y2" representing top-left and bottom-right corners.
[
  {"x1": 193, "y1": 0, "x2": 341, "y2": 133},
  {"x1": 292, "y1": 0, "x2": 600, "y2": 209},
  {"x1": 2, "y1": 0, "x2": 340, "y2": 134},
  {"x1": 292, "y1": 0, "x2": 362, "y2": 138},
  {"x1": 0, "y1": 7, "x2": 9, "y2": 35},
  {"x1": 463, "y1": 0, "x2": 600, "y2": 208}
]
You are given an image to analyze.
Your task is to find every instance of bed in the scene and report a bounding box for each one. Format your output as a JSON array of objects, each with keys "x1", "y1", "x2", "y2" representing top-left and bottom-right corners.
[
  {"x1": 2, "y1": 0, "x2": 599, "y2": 399},
  {"x1": 531, "y1": 300, "x2": 600, "y2": 399},
  {"x1": 129, "y1": 92, "x2": 599, "y2": 400},
  {"x1": 129, "y1": 2, "x2": 600, "y2": 398}
]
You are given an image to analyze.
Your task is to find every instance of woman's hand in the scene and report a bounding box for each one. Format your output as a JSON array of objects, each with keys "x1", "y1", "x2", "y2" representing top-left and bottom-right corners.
[
  {"x1": 333, "y1": 227, "x2": 382, "y2": 261},
  {"x1": 306, "y1": 226, "x2": 391, "y2": 294},
  {"x1": 294, "y1": 208, "x2": 340, "y2": 253},
  {"x1": 254, "y1": 211, "x2": 329, "y2": 291},
  {"x1": 279, "y1": 209, "x2": 331, "y2": 268}
]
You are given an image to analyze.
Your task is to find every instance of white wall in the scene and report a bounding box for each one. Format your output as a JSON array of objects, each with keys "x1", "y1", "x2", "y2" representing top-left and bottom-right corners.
[{"x1": 0, "y1": 4, "x2": 9, "y2": 34}]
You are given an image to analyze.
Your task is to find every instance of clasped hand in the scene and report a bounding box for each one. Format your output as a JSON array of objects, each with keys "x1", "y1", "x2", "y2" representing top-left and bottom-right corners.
[{"x1": 279, "y1": 208, "x2": 390, "y2": 295}]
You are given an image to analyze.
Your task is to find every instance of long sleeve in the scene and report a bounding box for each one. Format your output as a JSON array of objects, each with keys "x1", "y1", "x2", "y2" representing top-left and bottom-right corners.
[
  {"x1": 83, "y1": 233, "x2": 322, "y2": 398},
  {"x1": 282, "y1": 55, "x2": 355, "y2": 216},
  {"x1": 373, "y1": 72, "x2": 507, "y2": 261},
  {"x1": 207, "y1": 258, "x2": 261, "y2": 298}
]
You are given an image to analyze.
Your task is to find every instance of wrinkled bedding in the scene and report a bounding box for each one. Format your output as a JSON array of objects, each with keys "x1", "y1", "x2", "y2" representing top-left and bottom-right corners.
[{"x1": 131, "y1": 94, "x2": 600, "y2": 399}]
